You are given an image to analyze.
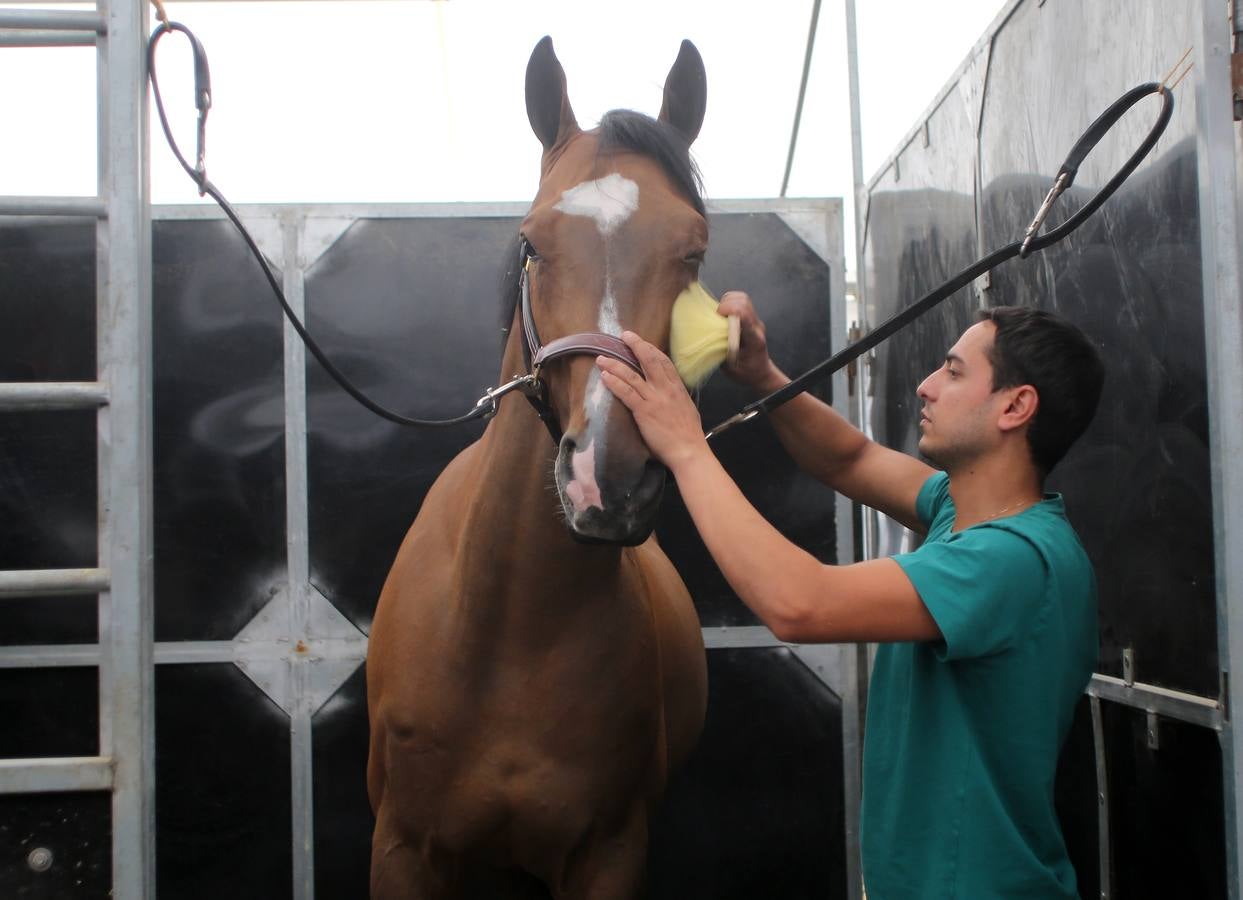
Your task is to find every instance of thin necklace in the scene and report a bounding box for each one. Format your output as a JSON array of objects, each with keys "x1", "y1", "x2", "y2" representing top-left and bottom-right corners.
[{"x1": 980, "y1": 497, "x2": 1036, "y2": 522}]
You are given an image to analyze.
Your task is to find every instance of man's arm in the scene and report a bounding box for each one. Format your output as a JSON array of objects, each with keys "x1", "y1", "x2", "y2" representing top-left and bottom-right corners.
[
  {"x1": 670, "y1": 444, "x2": 941, "y2": 643},
  {"x1": 596, "y1": 332, "x2": 941, "y2": 644},
  {"x1": 718, "y1": 292, "x2": 934, "y2": 533}
]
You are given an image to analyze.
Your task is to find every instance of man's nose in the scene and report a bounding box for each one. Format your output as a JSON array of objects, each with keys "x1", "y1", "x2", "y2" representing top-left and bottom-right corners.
[{"x1": 916, "y1": 371, "x2": 936, "y2": 399}]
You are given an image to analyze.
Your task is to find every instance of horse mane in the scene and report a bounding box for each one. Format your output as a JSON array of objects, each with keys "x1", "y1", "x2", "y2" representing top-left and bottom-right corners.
[{"x1": 500, "y1": 109, "x2": 706, "y2": 347}]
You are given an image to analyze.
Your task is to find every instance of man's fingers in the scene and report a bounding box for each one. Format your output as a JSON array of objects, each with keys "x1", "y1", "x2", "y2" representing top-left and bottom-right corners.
[
  {"x1": 597, "y1": 356, "x2": 648, "y2": 399},
  {"x1": 620, "y1": 331, "x2": 681, "y2": 385},
  {"x1": 597, "y1": 367, "x2": 647, "y2": 412},
  {"x1": 717, "y1": 290, "x2": 753, "y2": 319}
]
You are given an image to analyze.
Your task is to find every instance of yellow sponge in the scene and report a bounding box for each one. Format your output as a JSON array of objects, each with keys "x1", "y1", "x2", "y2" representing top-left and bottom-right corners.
[{"x1": 669, "y1": 281, "x2": 741, "y2": 388}]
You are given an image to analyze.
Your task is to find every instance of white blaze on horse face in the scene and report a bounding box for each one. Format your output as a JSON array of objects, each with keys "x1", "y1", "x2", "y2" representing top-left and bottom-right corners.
[
  {"x1": 555, "y1": 173, "x2": 641, "y2": 517},
  {"x1": 565, "y1": 369, "x2": 613, "y2": 513},
  {"x1": 566, "y1": 435, "x2": 603, "y2": 512},
  {"x1": 553, "y1": 172, "x2": 639, "y2": 336},
  {"x1": 554, "y1": 172, "x2": 639, "y2": 238}
]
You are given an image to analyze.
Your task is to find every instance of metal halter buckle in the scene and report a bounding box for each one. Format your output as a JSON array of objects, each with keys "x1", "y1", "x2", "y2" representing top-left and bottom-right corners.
[{"x1": 474, "y1": 374, "x2": 544, "y2": 419}]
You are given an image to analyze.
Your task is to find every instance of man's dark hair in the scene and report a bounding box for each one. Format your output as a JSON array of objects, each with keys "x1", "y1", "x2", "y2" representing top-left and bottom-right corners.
[{"x1": 977, "y1": 306, "x2": 1105, "y2": 476}]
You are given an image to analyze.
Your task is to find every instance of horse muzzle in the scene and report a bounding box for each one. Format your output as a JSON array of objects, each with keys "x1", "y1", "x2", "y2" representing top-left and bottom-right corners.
[{"x1": 555, "y1": 437, "x2": 666, "y2": 546}]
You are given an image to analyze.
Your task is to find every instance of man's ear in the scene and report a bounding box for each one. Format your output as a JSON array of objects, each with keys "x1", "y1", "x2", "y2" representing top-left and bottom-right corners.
[{"x1": 998, "y1": 385, "x2": 1039, "y2": 433}]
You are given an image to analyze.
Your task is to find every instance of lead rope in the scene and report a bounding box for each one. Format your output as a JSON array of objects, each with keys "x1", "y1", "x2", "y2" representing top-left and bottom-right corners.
[
  {"x1": 147, "y1": 17, "x2": 501, "y2": 429},
  {"x1": 706, "y1": 77, "x2": 1180, "y2": 440}
]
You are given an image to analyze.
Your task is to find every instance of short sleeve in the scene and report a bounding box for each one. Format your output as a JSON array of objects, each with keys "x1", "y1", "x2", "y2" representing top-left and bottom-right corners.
[
  {"x1": 893, "y1": 526, "x2": 1049, "y2": 660},
  {"x1": 914, "y1": 471, "x2": 951, "y2": 529}
]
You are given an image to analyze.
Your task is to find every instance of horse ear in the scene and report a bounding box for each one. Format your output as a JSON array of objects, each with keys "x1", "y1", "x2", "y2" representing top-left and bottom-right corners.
[
  {"x1": 658, "y1": 40, "x2": 707, "y2": 145},
  {"x1": 525, "y1": 36, "x2": 580, "y2": 151}
]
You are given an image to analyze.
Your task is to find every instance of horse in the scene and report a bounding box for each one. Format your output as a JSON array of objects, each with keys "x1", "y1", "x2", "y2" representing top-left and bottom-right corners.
[{"x1": 365, "y1": 36, "x2": 710, "y2": 899}]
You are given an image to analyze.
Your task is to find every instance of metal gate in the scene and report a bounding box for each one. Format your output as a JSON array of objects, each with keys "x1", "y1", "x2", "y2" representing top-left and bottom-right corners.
[
  {"x1": 0, "y1": 1, "x2": 155, "y2": 897},
  {"x1": 2, "y1": 198, "x2": 855, "y2": 898}
]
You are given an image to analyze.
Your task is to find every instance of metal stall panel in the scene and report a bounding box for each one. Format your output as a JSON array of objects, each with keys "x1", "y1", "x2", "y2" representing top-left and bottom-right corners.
[
  {"x1": 0, "y1": 214, "x2": 294, "y2": 897},
  {"x1": 300, "y1": 200, "x2": 850, "y2": 899},
  {"x1": 3, "y1": 199, "x2": 850, "y2": 897},
  {"x1": 978, "y1": 0, "x2": 1210, "y2": 698},
  {"x1": 859, "y1": 29, "x2": 989, "y2": 560},
  {"x1": 860, "y1": 0, "x2": 1226, "y2": 896}
]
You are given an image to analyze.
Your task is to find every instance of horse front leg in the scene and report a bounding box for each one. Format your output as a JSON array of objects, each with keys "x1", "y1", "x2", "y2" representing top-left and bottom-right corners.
[
  {"x1": 554, "y1": 805, "x2": 650, "y2": 900},
  {"x1": 370, "y1": 802, "x2": 459, "y2": 900}
]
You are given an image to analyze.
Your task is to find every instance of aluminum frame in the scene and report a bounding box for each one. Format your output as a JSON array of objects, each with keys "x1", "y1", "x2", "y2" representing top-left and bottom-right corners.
[
  {"x1": 0, "y1": 197, "x2": 848, "y2": 896},
  {"x1": 0, "y1": 1, "x2": 156, "y2": 897},
  {"x1": 1195, "y1": 0, "x2": 1243, "y2": 894},
  {"x1": 856, "y1": 1, "x2": 1242, "y2": 897},
  {"x1": 215, "y1": 197, "x2": 850, "y2": 898},
  {"x1": 97, "y1": 1, "x2": 156, "y2": 896}
]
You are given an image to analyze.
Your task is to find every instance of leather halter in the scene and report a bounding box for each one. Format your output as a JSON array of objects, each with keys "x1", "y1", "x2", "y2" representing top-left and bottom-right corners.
[{"x1": 517, "y1": 238, "x2": 645, "y2": 443}]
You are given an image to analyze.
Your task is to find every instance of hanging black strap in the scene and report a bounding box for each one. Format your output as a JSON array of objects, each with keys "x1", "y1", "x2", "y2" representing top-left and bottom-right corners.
[
  {"x1": 706, "y1": 81, "x2": 1174, "y2": 440},
  {"x1": 148, "y1": 22, "x2": 495, "y2": 431}
]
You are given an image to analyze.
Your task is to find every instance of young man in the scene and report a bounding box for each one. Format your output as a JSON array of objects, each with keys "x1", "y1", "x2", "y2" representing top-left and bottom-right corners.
[{"x1": 596, "y1": 295, "x2": 1105, "y2": 899}]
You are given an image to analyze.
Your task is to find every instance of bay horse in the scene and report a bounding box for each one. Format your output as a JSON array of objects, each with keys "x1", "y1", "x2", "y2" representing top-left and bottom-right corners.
[{"x1": 366, "y1": 36, "x2": 710, "y2": 898}]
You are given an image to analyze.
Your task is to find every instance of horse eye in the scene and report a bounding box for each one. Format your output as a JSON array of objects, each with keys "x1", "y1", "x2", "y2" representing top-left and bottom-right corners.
[{"x1": 684, "y1": 251, "x2": 705, "y2": 265}]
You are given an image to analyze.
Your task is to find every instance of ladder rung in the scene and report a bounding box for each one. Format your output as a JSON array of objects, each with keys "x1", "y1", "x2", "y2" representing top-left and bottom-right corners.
[
  {"x1": 0, "y1": 643, "x2": 101, "y2": 668},
  {"x1": 0, "y1": 382, "x2": 109, "y2": 411},
  {"x1": 0, "y1": 757, "x2": 114, "y2": 795},
  {"x1": 0, "y1": 196, "x2": 106, "y2": 218},
  {"x1": 0, "y1": 568, "x2": 110, "y2": 598},
  {"x1": 0, "y1": 10, "x2": 105, "y2": 32},
  {"x1": 0, "y1": 29, "x2": 97, "y2": 47}
]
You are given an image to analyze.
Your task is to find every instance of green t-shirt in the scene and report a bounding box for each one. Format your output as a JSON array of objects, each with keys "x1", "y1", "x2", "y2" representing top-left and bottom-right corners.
[{"x1": 861, "y1": 472, "x2": 1098, "y2": 899}]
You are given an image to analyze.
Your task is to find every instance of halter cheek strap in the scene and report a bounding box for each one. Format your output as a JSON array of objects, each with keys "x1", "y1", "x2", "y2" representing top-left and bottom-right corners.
[{"x1": 517, "y1": 240, "x2": 644, "y2": 444}]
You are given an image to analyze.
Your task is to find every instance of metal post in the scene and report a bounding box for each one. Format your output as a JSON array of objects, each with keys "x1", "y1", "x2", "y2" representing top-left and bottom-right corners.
[
  {"x1": 1196, "y1": 1, "x2": 1243, "y2": 897},
  {"x1": 780, "y1": 0, "x2": 822, "y2": 198},
  {"x1": 96, "y1": 0, "x2": 155, "y2": 896},
  {"x1": 1090, "y1": 696, "x2": 1112, "y2": 899},
  {"x1": 283, "y1": 212, "x2": 318, "y2": 900},
  {"x1": 843, "y1": 4, "x2": 868, "y2": 898}
]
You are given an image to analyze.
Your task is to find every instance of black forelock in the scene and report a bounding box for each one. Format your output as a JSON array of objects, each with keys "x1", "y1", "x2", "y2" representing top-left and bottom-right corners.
[{"x1": 597, "y1": 108, "x2": 706, "y2": 217}]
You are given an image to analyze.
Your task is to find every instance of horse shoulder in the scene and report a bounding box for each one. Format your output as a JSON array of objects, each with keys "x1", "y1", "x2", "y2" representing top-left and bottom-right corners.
[
  {"x1": 369, "y1": 441, "x2": 482, "y2": 718},
  {"x1": 628, "y1": 538, "x2": 707, "y2": 770}
]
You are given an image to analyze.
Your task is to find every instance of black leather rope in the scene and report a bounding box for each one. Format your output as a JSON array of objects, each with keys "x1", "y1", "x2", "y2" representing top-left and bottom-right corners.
[
  {"x1": 148, "y1": 22, "x2": 1174, "y2": 443},
  {"x1": 705, "y1": 81, "x2": 1175, "y2": 440},
  {"x1": 148, "y1": 22, "x2": 494, "y2": 430}
]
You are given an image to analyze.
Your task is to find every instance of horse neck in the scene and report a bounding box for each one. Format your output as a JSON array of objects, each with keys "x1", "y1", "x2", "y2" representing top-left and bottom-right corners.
[{"x1": 453, "y1": 331, "x2": 626, "y2": 605}]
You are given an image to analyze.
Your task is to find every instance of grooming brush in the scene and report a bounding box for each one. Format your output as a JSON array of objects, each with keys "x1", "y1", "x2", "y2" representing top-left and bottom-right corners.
[{"x1": 669, "y1": 281, "x2": 741, "y2": 388}]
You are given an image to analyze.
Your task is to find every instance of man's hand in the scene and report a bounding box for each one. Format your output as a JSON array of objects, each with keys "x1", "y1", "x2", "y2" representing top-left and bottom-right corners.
[
  {"x1": 717, "y1": 291, "x2": 788, "y2": 394},
  {"x1": 596, "y1": 332, "x2": 712, "y2": 473}
]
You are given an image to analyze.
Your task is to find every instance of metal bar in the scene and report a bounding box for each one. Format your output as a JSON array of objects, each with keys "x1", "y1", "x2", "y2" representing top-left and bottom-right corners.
[
  {"x1": 0, "y1": 638, "x2": 368, "y2": 668},
  {"x1": 1090, "y1": 696, "x2": 1112, "y2": 900},
  {"x1": 0, "y1": 29, "x2": 97, "y2": 47},
  {"x1": 0, "y1": 196, "x2": 106, "y2": 217},
  {"x1": 0, "y1": 644, "x2": 101, "y2": 668},
  {"x1": 1087, "y1": 674, "x2": 1222, "y2": 731},
  {"x1": 839, "y1": 643, "x2": 864, "y2": 900},
  {"x1": 701, "y1": 625, "x2": 784, "y2": 650},
  {"x1": 0, "y1": 9, "x2": 105, "y2": 31},
  {"x1": 283, "y1": 211, "x2": 317, "y2": 900},
  {"x1": 1194, "y1": 1, "x2": 1243, "y2": 895},
  {"x1": 96, "y1": 1, "x2": 155, "y2": 897},
  {"x1": 0, "y1": 382, "x2": 108, "y2": 411},
  {"x1": 0, "y1": 568, "x2": 109, "y2": 597},
  {"x1": 779, "y1": 0, "x2": 821, "y2": 197},
  {"x1": 291, "y1": 679, "x2": 316, "y2": 900},
  {"x1": 0, "y1": 757, "x2": 114, "y2": 795},
  {"x1": 844, "y1": 0, "x2": 866, "y2": 282}
]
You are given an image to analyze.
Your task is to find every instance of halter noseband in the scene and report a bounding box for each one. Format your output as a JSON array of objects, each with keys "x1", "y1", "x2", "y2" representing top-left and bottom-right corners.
[{"x1": 517, "y1": 238, "x2": 645, "y2": 444}]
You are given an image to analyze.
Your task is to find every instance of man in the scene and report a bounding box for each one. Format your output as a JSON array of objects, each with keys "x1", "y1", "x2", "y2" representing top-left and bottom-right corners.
[{"x1": 596, "y1": 295, "x2": 1104, "y2": 899}]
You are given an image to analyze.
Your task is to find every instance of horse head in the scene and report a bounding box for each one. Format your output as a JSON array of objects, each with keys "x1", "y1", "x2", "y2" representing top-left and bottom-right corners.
[{"x1": 515, "y1": 35, "x2": 708, "y2": 547}]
